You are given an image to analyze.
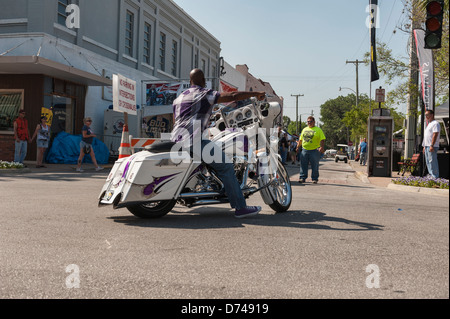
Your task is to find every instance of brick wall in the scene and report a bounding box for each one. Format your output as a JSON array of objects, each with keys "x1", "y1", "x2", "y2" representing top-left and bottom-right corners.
[{"x1": 0, "y1": 134, "x2": 14, "y2": 162}]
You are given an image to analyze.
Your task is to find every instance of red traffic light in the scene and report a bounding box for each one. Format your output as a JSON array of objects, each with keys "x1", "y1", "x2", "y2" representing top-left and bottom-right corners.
[
  {"x1": 425, "y1": 0, "x2": 445, "y2": 49},
  {"x1": 427, "y1": 1, "x2": 443, "y2": 15},
  {"x1": 426, "y1": 17, "x2": 441, "y2": 32}
]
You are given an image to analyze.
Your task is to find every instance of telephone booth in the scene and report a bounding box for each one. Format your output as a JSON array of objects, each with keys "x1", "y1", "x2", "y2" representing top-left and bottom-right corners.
[{"x1": 368, "y1": 109, "x2": 394, "y2": 177}]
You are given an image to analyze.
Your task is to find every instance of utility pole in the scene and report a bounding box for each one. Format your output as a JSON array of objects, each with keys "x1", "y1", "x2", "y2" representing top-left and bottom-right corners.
[
  {"x1": 291, "y1": 94, "x2": 304, "y2": 135},
  {"x1": 346, "y1": 59, "x2": 365, "y2": 107},
  {"x1": 405, "y1": 0, "x2": 420, "y2": 159}
]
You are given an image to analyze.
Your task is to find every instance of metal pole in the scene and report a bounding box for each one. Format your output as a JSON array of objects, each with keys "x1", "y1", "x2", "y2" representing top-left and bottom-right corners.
[
  {"x1": 291, "y1": 94, "x2": 304, "y2": 135},
  {"x1": 346, "y1": 59, "x2": 364, "y2": 108},
  {"x1": 405, "y1": 0, "x2": 420, "y2": 158}
]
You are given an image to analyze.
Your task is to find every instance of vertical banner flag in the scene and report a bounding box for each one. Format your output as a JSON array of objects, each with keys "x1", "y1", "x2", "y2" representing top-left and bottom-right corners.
[
  {"x1": 113, "y1": 74, "x2": 137, "y2": 115},
  {"x1": 370, "y1": 0, "x2": 380, "y2": 82},
  {"x1": 414, "y1": 29, "x2": 435, "y2": 111}
]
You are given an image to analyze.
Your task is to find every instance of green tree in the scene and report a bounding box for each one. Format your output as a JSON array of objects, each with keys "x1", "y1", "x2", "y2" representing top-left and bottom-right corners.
[
  {"x1": 287, "y1": 120, "x2": 306, "y2": 136},
  {"x1": 320, "y1": 94, "x2": 356, "y2": 148},
  {"x1": 343, "y1": 99, "x2": 405, "y2": 142}
]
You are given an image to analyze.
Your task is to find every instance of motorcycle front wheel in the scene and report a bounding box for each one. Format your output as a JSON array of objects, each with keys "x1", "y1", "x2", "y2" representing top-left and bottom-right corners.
[
  {"x1": 127, "y1": 200, "x2": 176, "y2": 219},
  {"x1": 268, "y1": 160, "x2": 292, "y2": 213}
]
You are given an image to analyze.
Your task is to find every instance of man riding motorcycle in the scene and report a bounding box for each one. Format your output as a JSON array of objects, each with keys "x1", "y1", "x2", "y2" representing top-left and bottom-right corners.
[{"x1": 171, "y1": 68, "x2": 266, "y2": 218}]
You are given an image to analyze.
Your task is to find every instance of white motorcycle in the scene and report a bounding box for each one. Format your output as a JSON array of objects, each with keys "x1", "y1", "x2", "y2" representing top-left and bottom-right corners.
[{"x1": 98, "y1": 98, "x2": 292, "y2": 219}]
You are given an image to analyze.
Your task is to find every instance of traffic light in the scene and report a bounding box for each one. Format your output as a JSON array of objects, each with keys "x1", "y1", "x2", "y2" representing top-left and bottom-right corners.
[{"x1": 425, "y1": 0, "x2": 445, "y2": 49}]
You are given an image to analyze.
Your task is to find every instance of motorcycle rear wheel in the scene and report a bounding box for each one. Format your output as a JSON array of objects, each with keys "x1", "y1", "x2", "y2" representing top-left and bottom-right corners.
[
  {"x1": 127, "y1": 200, "x2": 176, "y2": 219},
  {"x1": 268, "y1": 160, "x2": 292, "y2": 213}
]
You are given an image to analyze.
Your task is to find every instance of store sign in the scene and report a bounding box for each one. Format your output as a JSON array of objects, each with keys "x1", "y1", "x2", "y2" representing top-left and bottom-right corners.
[
  {"x1": 142, "y1": 114, "x2": 172, "y2": 138},
  {"x1": 375, "y1": 88, "x2": 385, "y2": 103},
  {"x1": 113, "y1": 74, "x2": 137, "y2": 115},
  {"x1": 41, "y1": 107, "x2": 53, "y2": 126},
  {"x1": 145, "y1": 81, "x2": 212, "y2": 107}
]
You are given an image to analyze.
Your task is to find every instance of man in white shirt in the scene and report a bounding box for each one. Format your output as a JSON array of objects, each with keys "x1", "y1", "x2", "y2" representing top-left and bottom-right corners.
[{"x1": 422, "y1": 109, "x2": 441, "y2": 178}]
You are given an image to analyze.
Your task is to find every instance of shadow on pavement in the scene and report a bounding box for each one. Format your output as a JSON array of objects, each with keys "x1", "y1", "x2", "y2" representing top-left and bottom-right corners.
[{"x1": 108, "y1": 207, "x2": 384, "y2": 232}]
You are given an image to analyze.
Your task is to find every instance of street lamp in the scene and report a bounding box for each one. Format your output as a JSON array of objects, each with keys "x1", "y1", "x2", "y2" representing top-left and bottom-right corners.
[{"x1": 339, "y1": 86, "x2": 358, "y2": 108}]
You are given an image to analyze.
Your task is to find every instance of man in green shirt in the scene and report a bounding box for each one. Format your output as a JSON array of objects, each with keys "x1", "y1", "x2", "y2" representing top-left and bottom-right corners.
[{"x1": 296, "y1": 116, "x2": 326, "y2": 184}]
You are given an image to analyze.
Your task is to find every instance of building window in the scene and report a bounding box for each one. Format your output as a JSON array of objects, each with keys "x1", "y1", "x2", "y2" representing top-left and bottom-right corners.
[
  {"x1": 159, "y1": 32, "x2": 166, "y2": 71},
  {"x1": 125, "y1": 11, "x2": 134, "y2": 56},
  {"x1": 201, "y1": 59, "x2": 206, "y2": 73},
  {"x1": 0, "y1": 90, "x2": 24, "y2": 132},
  {"x1": 57, "y1": 0, "x2": 69, "y2": 26},
  {"x1": 171, "y1": 40, "x2": 178, "y2": 77},
  {"x1": 143, "y1": 23, "x2": 151, "y2": 65},
  {"x1": 194, "y1": 50, "x2": 199, "y2": 69}
]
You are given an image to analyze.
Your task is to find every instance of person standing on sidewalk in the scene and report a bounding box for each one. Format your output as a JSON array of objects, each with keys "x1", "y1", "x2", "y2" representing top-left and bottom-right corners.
[
  {"x1": 31, "y1": 116, "x2": 50, "y2": 168},
  {"x1": 13, "y1": 110, "x2": 31, "y2": 165},
  {"x1": 359, "y1": 138, "x2": 368, "y2": 166},
  {"x1": 422, "y1": 109, "x2": 440, "y2": 178},
  {"x1": 296, "y1": 116, "x2": 326, "y2": 184}
]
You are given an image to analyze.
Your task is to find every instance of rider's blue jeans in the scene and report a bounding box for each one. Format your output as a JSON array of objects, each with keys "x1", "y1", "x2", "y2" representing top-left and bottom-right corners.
[
  {"x1": 199, "y1": 140, "x2": 246, "y2": 210},
  {"x1": 300, "y1": 148, "x2": 321, "y2": 181}
]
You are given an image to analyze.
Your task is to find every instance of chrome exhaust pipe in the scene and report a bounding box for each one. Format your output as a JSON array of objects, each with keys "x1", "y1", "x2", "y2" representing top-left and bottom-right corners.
[
  {"x1": 179, "y1": 192, "x2": 221, "y2": 199},
  {"x1": 188, "y1": 200, "x2": 222, "y2": 207}
]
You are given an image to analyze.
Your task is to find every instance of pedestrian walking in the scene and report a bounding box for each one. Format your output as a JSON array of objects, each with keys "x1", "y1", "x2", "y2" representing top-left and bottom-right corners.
[
  {"x1": 76, "y1": 117, "x2": 104, "y2": 172},
  {"x1": 422, "y1": 109, "x2": 440, "y2": 178},
  {"x1": 296, "y1": 116, "x2": 326, "y2": 184},
  {"x1": 359, "y1": 138, "x2": 368, "y2": 166},
  {"x1": 13, "y1": 109, "x2": 31, "y2": 164},
  {"x1": 31, "y1": 116, "x2": 50, "y2": 168}
]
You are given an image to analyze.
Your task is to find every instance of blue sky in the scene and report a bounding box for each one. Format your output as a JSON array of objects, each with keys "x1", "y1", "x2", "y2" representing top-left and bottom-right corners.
[{"x1": 174, "y1": 0, "x2": 411, "y2": 122}]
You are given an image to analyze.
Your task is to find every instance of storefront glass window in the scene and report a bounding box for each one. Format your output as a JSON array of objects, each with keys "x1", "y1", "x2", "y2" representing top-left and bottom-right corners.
[
  {"x1": 44, "y1": 95, "x2": 75, "y2": 135},
  {"x1": 0, "y1": 91, "x2": 23, "y2": 132}
]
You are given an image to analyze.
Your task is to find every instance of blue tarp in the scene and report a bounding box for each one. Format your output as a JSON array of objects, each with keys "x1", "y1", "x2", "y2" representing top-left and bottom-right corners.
[{"x1": 46, "y1": 132, "x2": 109, "y2": 164}]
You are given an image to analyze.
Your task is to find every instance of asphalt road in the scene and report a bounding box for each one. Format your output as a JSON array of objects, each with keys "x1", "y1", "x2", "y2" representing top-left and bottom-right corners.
[{"x1": 0, "y1": 159, "x2": 448, "y2": 301}]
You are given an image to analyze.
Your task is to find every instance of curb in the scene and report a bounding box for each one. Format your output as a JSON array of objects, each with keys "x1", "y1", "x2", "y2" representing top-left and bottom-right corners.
[
  {"x1": 387, "y1": 183, "x2": 449, "y2": 196},
  {"x1": 354, "y1": 171, "x2": 370, "y2": 184},
  {"x1": 0, "y1": 168, "x2": 31, "y2": 175}
]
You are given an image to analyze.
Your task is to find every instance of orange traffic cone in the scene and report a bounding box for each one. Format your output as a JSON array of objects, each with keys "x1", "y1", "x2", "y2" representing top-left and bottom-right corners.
[{"x1": 118, "y1": 124, "x2": 131, "y2": 159}]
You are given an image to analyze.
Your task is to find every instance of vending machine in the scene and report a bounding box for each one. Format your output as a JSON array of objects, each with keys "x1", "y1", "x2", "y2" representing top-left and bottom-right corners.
[{"x1": 368, "y1": 109, "x2": 394, "y2": 177}]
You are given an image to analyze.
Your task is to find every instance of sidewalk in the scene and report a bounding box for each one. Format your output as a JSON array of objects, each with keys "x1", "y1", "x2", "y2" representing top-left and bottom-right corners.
[
  {"x1": 0, "y1": 161, "x2": 114, "y2": 175},
  {"x1": 348, "y1": 159, "x2": 392, "y2": 188},
  {"x1": 348, "y1": 158, "x2": 449, "y2": 197}
]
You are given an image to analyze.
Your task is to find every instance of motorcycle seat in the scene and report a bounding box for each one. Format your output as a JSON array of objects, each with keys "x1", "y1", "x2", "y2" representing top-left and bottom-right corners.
[{"x1": 145, "y1": 141, "x2": 177, "y2": 153}]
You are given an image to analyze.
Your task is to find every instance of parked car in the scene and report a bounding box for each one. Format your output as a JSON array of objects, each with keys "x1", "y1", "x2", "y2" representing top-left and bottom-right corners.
[{"x1": 335, "y1": 144, "x2": 349, "y2": 163}]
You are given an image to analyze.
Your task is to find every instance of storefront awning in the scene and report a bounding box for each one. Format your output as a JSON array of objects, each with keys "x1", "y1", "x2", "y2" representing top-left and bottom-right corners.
[{"x1": 0, "y1": 56, "x2": 112, "y2": 86}]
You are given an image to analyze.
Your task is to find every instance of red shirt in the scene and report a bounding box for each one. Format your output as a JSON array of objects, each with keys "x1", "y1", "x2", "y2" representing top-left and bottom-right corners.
[{"x1": 15, "y1": 117, "x2": 29, "y2": 140}]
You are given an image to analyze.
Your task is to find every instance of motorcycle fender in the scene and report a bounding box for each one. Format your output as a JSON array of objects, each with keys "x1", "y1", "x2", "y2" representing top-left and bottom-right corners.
[
  {"x1": 258, "y1": 175, "x2": 275, "y2": 205},
  {"x1": 99, "y1": 151, "x2": 191, "y2": 206}
]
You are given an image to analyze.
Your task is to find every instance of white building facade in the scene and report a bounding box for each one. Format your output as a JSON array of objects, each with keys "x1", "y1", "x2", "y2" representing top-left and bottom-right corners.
[{"x1": 0, "y1": 0, "x2": 221, "y2": 161}]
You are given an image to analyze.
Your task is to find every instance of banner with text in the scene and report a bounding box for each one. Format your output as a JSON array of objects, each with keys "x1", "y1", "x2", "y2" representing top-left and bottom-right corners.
[
  {"x1": 113, "y1": 74, "x2": 137, "y2": 115},
  {"x1": 414, "y1": 29, "x2": 435, "y2": 111}
]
